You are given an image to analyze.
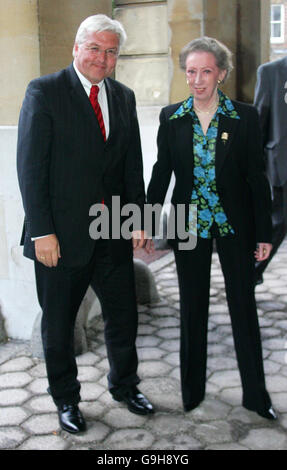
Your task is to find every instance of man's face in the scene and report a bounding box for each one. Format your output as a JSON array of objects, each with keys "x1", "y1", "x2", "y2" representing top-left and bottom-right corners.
[{"x1": 74, "y1": 30, "x2": 119, "y2": 83}]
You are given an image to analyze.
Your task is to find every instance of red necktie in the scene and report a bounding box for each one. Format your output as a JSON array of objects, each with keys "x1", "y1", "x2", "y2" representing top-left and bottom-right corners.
[{"x1": 89, "y1": 85, "x2": 106, "y2": 141}]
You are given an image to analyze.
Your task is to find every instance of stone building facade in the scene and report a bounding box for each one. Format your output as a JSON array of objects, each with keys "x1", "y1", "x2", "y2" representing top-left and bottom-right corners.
[
  {"x1": 270, "y1": 0, "x2": 287, "y2": 60},
  {"x1": 114, "y1": 0, "x2": 270, "y2": 106},
  {"x1": 0, "y1": 0, "x2": 271, "y2": 340}
]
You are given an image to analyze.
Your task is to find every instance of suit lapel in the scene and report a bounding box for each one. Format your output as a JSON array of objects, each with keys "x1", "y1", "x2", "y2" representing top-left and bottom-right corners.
[
  {"x1": 215, "y1": 113, "x2": 239, "y2": 179},
  {"x1": 100, "y1": 78, "x2": 130, "y2": 177},
  {"x1": 104, "y1": 78, "x2": 116, "y2": 144},
  {"x1": 104, "y1": 77, "x2": 129, "y2": 143},
  {"x1": 172, "y1": 113, "x2": 195, "y2": 176},
  {"x1": 65, "y1": 64, "x2": 106, "y2": 149}
]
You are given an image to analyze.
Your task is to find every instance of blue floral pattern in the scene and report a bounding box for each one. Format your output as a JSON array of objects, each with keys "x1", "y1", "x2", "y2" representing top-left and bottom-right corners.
[{"x1": 170, "y1": 90, "x2": 240, "y2": 239}]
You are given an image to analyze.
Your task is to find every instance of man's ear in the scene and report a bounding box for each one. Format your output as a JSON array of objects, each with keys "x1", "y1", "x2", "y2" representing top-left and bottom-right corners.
[{"x1": 74, "y1": 43, "x2": 79, "y2": 56}]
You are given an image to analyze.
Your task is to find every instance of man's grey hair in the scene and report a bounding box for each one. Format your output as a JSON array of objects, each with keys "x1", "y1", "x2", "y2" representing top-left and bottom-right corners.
[
  {"x1": 72, "y1": 14, "x2": 127, "y2": 57},
  {"x1": 179, "y1": 36, "x2": 233, "y2": 83}
]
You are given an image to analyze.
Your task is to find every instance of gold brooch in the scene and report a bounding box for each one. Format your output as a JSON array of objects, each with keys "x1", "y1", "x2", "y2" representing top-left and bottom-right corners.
[{"x1": 221, "y1": 132, "x2": 229, "y2": 144}]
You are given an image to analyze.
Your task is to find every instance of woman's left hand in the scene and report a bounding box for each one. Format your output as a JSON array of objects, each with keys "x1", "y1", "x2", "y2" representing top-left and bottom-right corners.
[{"x1": 254, "y1": 243, "x2": 272, "y2": 261}]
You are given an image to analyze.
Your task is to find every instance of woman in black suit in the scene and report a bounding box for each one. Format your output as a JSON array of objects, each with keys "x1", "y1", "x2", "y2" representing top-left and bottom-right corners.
[{"x1": 147, "y1": 37, "x2": 277, "y2": 420}]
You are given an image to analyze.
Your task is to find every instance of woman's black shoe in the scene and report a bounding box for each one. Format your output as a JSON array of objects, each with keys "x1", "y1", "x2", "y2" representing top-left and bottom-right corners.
[{"x1": 257, "y1": 406, "x2": 278, "y2": 420}]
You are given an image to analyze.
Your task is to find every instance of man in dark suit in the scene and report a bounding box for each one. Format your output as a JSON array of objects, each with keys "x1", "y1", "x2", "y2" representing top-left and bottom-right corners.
[
  {"x1": 17, "y1": 14, "x2": 154, "y2": 434},
  {"x1": 254, "y1": 56, "x2": 287, "y2": 284}
]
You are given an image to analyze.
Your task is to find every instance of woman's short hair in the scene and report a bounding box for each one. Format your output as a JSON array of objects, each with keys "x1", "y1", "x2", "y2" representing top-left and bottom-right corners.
[
  {"x1": 73, "y1": 14, "x2": 127, "y2": 56},
  {"x1": 179, "y1": 36, "x2": 233, "y2": 83}
]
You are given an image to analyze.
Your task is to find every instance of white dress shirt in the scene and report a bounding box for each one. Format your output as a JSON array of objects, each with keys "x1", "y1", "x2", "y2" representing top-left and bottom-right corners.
[{"x1": 73, "y1": 61, "x2": 110, "y2": 138}]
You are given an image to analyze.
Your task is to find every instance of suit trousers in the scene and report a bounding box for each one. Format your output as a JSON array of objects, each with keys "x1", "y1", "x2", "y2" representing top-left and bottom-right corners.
[
  {"x1": 34, "y1": 239, "x2": 139, "y2": 407},
  {"x1": 174, "y1": 236, "x2": 271, "y2": 413},
  {"x1": 255, "y1": 182, "x2": 287, "y2": 280}
]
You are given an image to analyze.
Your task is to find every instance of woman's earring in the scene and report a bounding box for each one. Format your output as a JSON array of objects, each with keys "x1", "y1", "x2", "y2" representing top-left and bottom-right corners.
[{"x1": 217, "y1": 80, "x2": 221, "y2": 85}]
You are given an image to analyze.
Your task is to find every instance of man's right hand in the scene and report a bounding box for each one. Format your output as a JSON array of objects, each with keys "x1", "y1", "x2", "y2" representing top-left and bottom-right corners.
[{"x1": 35, "y1": 234, "x2": 61, "y2": 267}]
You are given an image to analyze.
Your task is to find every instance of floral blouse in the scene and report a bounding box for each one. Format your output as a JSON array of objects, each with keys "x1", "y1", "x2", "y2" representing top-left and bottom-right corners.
[{"x1": 170, "y1": 90, "x2": 240, "y2": 239}]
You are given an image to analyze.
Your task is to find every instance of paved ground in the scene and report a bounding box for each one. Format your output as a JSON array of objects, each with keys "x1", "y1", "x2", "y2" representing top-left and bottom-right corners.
[{"x1": 0, "y1": 239, "x2": 287, "y2": 451}]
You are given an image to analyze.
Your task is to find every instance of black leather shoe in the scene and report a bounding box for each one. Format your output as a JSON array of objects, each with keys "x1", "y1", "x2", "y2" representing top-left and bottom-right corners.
[
  {"x1": 112, "y1": 387, "x2": 155, "y2": 416},
  {"x1": 244, "y1": 403, "x2": 278, "y2": 421},
  {"x1": 257, "y1": 406, "x2": 278, "y2": 420},
  {"x1": 58, "y1": 404, "x2": 86, "y2": 433}
]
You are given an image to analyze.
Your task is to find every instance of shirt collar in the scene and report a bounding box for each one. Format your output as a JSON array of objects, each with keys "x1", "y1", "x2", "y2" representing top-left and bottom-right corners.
[
  {"x1": 73, "y1": 61, "x2": 105, "y2": 95},
  {"x1": 169, "y1": 89, "x2": 240, "y2": 121}
]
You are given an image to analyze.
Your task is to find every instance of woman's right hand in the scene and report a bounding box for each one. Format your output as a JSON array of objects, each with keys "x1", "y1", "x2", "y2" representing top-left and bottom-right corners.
[{"x1": 254, "y1": 243, "x2": 272, "y2": 262}]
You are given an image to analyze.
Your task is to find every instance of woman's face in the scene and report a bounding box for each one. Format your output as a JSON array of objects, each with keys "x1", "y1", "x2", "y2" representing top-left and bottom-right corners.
[{"x1": 185, "y1": 51, "x2": 226, "y2": 105}]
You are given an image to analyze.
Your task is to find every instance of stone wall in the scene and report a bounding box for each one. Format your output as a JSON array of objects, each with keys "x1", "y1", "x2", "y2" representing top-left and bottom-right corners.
[
  {"x1": 0, "y1": 0, "x2": 40, "y2": 126},
  {"x1": 115, "y1": 0, "x2": 270, "y2": 105},
  {"x1": 0, "y1": 1, "x2": 113, "y2": 340},
  {"x1": 236, "y1": 0, "x2": 270, "y2": 102},
  {"x1": 38, "y1": 0, "x2": 112, "y2": 76},
  {"x1": 0, "y1": 0, "x2": 112, "y2": 126},
  {"x1": 0, "y1": 127, "x2": 40, "y2": 339},
  {"x1": 115, "y1": 1, "x2": 170, "y2": 106},
  {"x1": 0, "y1": 0, "x2": 271, "y2": 340}
]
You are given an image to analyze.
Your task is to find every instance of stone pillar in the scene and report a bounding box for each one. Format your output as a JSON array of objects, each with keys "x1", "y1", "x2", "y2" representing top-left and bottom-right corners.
[
  {"x1": 115, "y1": 0, "x2": 270, "y2": 106},
  {"x1": 114, "y1": 0, "x2": 169, "y2": 106},
  {"x1": 236, "y1": 0, "x2": 270, "y2": 103},
  {"x1": 168, "y1": 0, "x2": 270, "y2": 104},
  {"x1": 0, "y1": 0, "x2": 113, "y2": 126},
  {"x1": 114, "y1": 0, "x2": 170, "y2": 191},
  {"x1": 201, "y1": 0, "x2": 238, "y2": 100},
  {"x1": 0, "y1": 0, "x2": 40, "y2": 126},
  {"x1": 167, "y1": 0, "x2": 205, "y2": 104}
]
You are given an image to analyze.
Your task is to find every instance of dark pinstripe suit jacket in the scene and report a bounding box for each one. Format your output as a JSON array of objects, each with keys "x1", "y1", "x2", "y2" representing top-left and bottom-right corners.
[{"x1": 17, "y1": 64, "x2": 145, "y2": 266}]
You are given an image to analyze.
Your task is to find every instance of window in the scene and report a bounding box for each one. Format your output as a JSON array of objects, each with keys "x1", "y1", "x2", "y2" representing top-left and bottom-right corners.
[{"x1": 271, "y1": 4, "x2": 285, "y2": 43}]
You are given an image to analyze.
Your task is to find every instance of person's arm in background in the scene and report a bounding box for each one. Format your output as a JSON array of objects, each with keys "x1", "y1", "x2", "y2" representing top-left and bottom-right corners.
[{"x1": 254, "y1": 65, "x2": 270, "y2": 149}]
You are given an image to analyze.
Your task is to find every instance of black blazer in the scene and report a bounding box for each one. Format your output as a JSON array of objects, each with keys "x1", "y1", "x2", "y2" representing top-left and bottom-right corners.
[
  {"x1": 17, "y1": 64, "x2": 145, "y2": 266},
  {"x1": 147, "y1": 99, "x2": 272, "y2": 249}
]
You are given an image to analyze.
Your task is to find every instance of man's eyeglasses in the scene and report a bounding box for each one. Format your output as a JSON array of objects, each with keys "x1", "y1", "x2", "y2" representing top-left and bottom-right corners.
[{"x1": 84, "y1": 46, "x2": 119, "y2": 58}]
